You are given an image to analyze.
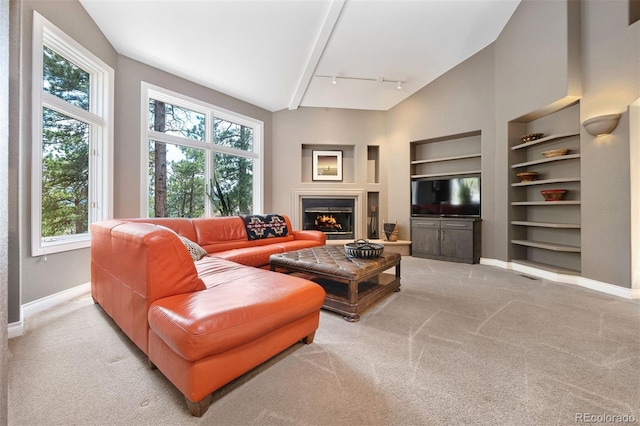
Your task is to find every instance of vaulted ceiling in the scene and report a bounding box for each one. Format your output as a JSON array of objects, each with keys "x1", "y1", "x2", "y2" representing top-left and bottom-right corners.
[{"x1": 80, "y1": 0, "x2": 520, "y2": 112}]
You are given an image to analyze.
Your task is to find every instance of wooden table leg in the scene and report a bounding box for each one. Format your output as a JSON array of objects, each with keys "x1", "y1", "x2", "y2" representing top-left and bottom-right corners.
[
  {"x1": 344, "y1": 313, "x2": 360, "y2": 322},
  {"x1": 345, "y1": 279, "x2": 360, "y2": 321},
  {"x1": 347, "y1": 279, "x2": 358, "y2": 305}
]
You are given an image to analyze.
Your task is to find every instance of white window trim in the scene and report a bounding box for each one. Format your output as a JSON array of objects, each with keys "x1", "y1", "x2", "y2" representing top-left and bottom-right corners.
[
  {"x1": 31, "y1": 12, "x2": 114, "y2": 256},
  {"x1": 140, "y1": 82, "x2": 264, "y2": 217}
]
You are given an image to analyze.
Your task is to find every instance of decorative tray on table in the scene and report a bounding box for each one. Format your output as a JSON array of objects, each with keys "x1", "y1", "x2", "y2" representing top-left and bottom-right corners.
[{"x1": 344, "y1": 240, "x2": 384, "y2": 258}]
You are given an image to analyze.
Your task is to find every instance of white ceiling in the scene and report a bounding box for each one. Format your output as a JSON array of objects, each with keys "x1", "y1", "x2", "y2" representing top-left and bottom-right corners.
[{"x1": 79, "y1": 0, "x2": 520, "y2": 112}]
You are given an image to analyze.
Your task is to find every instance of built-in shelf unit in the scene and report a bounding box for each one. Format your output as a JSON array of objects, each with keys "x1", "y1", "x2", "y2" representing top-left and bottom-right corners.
[
  {"x1": 508, "y1": 101, "x2": 581, "y2": 275},
  {"x1": 410, "y1": 131, "x2": 481, "y2": 179},
  {"x1": 410, "y1": 131, "x2": 482, "y2": 262}
]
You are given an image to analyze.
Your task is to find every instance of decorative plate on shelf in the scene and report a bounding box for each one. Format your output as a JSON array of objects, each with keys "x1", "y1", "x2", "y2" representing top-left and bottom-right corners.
[
  {"x1": 516, "y1": 172, "x2": 539, "y2": 182},
  {"x1": 540, "y1": 189, "x2": 567, "y2": 201},
  {"x1": 521, "y1": 133, "x2": 544, "y2": 142},
  {"x1": 542, "y1": 148, "x2": 570, "y2": 157}
]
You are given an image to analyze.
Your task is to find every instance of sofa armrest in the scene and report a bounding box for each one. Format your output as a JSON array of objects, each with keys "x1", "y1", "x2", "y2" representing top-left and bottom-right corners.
[
  {"x1": 91, "y1": 221, "x2": 205, "y2": 354},
  {"x1": 291, "y1": 230, "x2": 326, "y2": 245}
]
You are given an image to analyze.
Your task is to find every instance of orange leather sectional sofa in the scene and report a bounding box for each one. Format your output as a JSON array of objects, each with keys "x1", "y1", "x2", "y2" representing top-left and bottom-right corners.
[{"x1": 90, "y1": 215, "x2": 326, "y2": 416}]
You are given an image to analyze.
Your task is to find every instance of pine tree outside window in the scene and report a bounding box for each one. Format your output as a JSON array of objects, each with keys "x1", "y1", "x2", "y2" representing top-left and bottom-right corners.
[
  {"x1": 142, "y1": 83, "x2": 262, "y2": 218},
  {"x1": 31, "y1": 12, "x2": 113, "y2": 256}
]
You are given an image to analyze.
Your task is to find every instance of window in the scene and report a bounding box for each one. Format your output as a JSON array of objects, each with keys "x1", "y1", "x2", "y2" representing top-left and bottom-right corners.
[
  {"x1": 31, "y1": 12, "x2": 114, "y2": 256},
  {"x1": 142, "y1": 83, "x2": 263, "y2": 218}
]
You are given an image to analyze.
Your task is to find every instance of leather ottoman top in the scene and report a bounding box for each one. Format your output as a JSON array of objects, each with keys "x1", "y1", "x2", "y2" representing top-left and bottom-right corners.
[{"x1": 270, "y1": 245, "x2": 400, "y2": 281}]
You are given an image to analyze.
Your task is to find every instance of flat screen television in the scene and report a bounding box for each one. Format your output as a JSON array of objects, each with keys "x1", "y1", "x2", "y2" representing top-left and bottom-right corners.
[{"x1": 411, "y1": 176, "x2": 480, "y2": 217}]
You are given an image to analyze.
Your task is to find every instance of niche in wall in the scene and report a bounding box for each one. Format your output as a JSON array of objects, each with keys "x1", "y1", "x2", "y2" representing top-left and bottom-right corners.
[
  {"x1": 631, "y1": 0, "x2": 640, "y2": 25},
  {"x1": 367, "y1": 146, "x2": 380, "y2": 184},
  {"x1": 508, "y1": 101, "x2": 581, "y2": 275}
]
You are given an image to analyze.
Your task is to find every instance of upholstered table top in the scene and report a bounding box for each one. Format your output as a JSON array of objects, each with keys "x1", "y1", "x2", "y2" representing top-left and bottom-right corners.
[{"x1": 269, "y1": 245, "x2": 400, "y2": 281}]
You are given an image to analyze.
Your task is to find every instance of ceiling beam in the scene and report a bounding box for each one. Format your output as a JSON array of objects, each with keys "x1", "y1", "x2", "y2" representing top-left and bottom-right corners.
[{"x1": 288, "y1": 0, "x2": 345, "y2": 110}]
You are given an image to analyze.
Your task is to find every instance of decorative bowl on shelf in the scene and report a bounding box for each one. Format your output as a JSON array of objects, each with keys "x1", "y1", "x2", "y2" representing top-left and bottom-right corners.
[
  {"x1": 344, "y1": 239, "x2": 384, "y2": 258},
  {"x1": 542, "y1": 148, "x2": 570, "y2": 157},
  {"x1": 516, "y1": 172, "x2": 539, "y2": 182},
  {"x1": 540, "y1": 189, "x2": 567, "y2": 201},
  {"x1": 521, "y1": 133, "x2": 544, "y2": 142}
]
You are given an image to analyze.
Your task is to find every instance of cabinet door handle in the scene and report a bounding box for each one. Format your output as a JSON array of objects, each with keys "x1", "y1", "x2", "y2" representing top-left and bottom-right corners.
[
  {"x1": 440, "y1": 229, "x2": 444, "y2": 240},
  {"x1": 444, "y1": 223, "x2": 466, "y2": 227}
]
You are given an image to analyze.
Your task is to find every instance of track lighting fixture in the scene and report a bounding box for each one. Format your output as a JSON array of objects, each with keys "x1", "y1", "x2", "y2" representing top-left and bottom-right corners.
[{"x1": 316, "y1": 74, "x2": 405, "y2": 89}]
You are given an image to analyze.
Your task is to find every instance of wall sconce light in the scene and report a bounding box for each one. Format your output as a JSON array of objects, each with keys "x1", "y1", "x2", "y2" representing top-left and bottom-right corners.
[{"x1": 582, "y1": 113, "x2": 621, "y2": 136}]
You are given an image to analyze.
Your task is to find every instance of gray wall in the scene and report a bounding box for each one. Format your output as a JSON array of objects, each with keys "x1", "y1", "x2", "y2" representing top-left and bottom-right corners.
[
  {"x1": 1, "y1": 0, "x2": 9, "y2": 421},
  {"x1": 388, "y1": 0, "x2": 636, "y2": 287},
  {"x1": 493, "y1": 0, "x2": 581, "y2": 263},
  {"x1": 580, "y1": 0, "x2": 639, "y2": 287},
  {"x1": 273, "y1": 0, "x2": 639, "y2": 289},
  {"x1": 385, "y1": 44, "x2": 496, "y2": 253},
  {"x1": 271, "y1": 107, "x2": 386, "y2": 226},
  {"x1": 8, "y1": 1, "x2": 117, "y2": 322},
  {"x1": 114, "y1": 56, "x2": 273, "y2": 218},
  {"x1": 7, "y1": 0, "x2": 640, "y2": 327},
  {"x1": 8, "y1": 0, "x2": 274, "y2": 323}
]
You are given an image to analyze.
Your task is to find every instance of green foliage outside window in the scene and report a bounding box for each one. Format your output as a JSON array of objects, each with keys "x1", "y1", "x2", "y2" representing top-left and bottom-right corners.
[
  {"x1": 41, "y1": 46, "x2": 90, "y2": 238},
  {"x1": 149, "y1": 99, "x2": 255, "y2": 218}
]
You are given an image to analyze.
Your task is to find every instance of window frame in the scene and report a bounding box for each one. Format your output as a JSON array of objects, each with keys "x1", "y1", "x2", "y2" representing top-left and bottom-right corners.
[
  {"x1": 31, "y1": 12, "x2": 114, "y2": 256},
  {"x1": 140, "y1": 82, "x2": 263, "y2": 218}
]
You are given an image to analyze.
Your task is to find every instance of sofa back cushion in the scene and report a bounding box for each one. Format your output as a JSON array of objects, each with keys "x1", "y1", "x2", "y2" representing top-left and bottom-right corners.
[
  {"x1": 192, "y1": 215, "x2": 295, "y2": 253},
  {"x1": 192, "y1": 216, "x2": 246, "y2": 244},
  {"x1": 125, "y1": 217, "x2": 198, "y2": 242}
]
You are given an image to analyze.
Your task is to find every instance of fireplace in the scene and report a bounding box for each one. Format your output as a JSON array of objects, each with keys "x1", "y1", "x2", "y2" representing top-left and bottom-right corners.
[
  {"x1": 302, "y1": 198, "x2": 355, "y2": 240},
  {"x1": 293, "y1": 189, "x2": 365, "y2": 240}
]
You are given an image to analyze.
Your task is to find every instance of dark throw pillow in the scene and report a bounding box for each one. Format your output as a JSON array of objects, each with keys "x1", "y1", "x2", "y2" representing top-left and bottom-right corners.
[{"x1": 242, "y1": 214, "x2": 289, "y2": 240}]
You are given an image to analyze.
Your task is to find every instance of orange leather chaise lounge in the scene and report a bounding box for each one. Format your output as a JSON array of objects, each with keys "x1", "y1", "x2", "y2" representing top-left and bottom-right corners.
[{"x1": 90, "y1": 214, "x2": 326, "y2": 417}]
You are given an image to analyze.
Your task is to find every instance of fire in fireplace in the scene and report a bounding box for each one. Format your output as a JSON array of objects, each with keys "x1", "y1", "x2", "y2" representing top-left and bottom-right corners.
[{"x1": 302, "y1": 198, "x2": 355, "y2": 240}]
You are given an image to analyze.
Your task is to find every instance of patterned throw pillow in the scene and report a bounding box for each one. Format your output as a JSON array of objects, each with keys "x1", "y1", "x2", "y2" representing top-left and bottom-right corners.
[
  {"x1": 179, "y1": 236, "x2": 207, "y2": 261},
  {"x1": 242, "y1": 214, "x2": 289, "y2": 241}
]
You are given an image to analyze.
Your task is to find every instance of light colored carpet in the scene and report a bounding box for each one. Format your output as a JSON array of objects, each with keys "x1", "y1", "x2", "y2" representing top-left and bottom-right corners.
[{"x1": 8, "y1": 257, "x2": 640, "y2": 425}]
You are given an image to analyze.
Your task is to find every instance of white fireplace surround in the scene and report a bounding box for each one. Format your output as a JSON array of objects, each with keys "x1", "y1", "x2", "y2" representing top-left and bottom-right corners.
[{"x1": 292, "y1": 189, "x2": 366, "y2": 239}]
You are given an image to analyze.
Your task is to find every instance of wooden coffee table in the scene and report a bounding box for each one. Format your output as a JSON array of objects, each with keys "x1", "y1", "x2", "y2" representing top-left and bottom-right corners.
[{"x1": 270, "y1": 245, "x2": 401, "y2": 322}]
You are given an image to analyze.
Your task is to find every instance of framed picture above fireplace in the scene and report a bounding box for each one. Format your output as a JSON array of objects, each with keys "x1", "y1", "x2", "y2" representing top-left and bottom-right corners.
[{"x1": 312, "y1": 150, "x2": 342, "y2": 181}]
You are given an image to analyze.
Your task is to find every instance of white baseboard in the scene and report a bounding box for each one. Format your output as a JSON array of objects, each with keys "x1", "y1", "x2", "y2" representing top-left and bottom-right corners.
[
  {"x1": 7, "y1": 282, "x2": 91, "y2": 339},
  {"x1": 479, "y1": 257, "x2": 509, "y2": 269},
  {"x1": 7, "y1": 318, "x2": 23, "y2": 339},
  {"x1": 480, "y1": 258, "x2": 637, "y2": 300}
]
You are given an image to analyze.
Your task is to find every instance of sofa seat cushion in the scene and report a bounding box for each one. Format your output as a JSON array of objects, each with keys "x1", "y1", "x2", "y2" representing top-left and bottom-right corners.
[
  {"x1": 198, "y1": 234, "x2": 295, "y2": 255},
  {"x1": 147, "y1": 266, "x2": 325, "y2": 362},
  {"x1": 193, "y1": 257, "x2": 268, "y2": 288},
  {"x1": 274, "y1": 239, "x2": 325, "y2": 252}
]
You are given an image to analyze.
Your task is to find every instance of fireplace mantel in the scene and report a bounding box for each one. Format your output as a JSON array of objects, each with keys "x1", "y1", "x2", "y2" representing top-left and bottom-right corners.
[{"x1": 292, "y1": 189, "x2": 366, "y2": 239}]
